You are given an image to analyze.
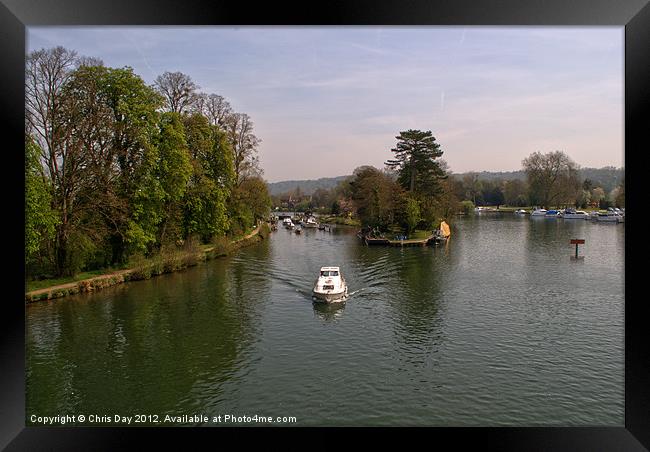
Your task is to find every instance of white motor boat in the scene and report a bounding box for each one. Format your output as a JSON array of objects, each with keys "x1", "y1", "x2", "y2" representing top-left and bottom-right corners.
[
  {"x1": 312, "y1": 266, "x2": 348, "y2": 303},
  {"x1": 302, "y1": 216, "x2": 319, "y2": 228},
  {"x1": 283, "y1": 218, "x2": 294, "y2": 229},
  {"x1": 561, "y1": 209, "x2": 589, "y2": 219},
  {"x1": 514, "y1": 209, "x2": 527, "y2": 215},
  {"x1": 530, "y1": 208, "x2": 547, "y2": 217},
  {"x1": 595, "y1": 212, "x2": 624, "y2": 223}
]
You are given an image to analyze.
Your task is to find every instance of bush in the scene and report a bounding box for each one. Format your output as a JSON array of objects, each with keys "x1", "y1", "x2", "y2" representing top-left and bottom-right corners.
[
  {"x1": 259, "y1": 222, "x2": 270, "y2": 239},
  {"x1": 128, "y1": 254, "x2": 153, "y2": 281},
  {"x1": 211, "y1": 236, "x2": 232, "y2": 257},
  {"x1": 460, "y1": 200, "x2": 475, "y2": 215}
]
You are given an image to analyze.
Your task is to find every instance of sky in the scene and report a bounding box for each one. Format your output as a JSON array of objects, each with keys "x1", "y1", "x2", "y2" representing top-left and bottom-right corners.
[{"x1": 27, "y1": 27, "x2": 624, "y2": 182}]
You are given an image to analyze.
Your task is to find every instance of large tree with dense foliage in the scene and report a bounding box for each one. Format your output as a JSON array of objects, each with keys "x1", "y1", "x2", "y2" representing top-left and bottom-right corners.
[
  {"x1": 229, "y1": 177, "x2": 271, "y2": 234},
  {"x1": 182, "y1": 114, "x2": 235, "y2": 241},
  {"x1": 23, "y1": 47, "x2": 269, "y2": 279},
  {"x1": 25, "y1": 137, "x2": 59, "y2": 266},
  {"x1": 523, "y1": 151, "x2": 580, "y2": 208},
  {"x1": 155, "y1": 112, "x2": 193, "y2": 246},
  {"x1": 503, "y1": 179, "x2": 528, "y2": 207},
  {"x1": 349, "y1": 166, "x2": 403, "y2": 230},
  {"x1": 63, "y1": 64, "x2": 165, "y2": 264},
  {"x1": 385, "y1": 129, "x2": 446, "y2": 196}
]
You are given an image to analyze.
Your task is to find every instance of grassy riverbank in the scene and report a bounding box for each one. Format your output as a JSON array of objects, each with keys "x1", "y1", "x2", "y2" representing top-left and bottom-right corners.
[
  {"x1": 25, "y1": 223, "x2": 268, "y2": 303},
  {"x1": 318, "y1": 215, "x2": 361, "y2": 227}
]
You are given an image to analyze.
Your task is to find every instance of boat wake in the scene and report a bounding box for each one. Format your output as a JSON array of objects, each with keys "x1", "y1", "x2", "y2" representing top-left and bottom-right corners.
[{"x1": 347, "y1": 288, "x2": 364, "y2": 297}]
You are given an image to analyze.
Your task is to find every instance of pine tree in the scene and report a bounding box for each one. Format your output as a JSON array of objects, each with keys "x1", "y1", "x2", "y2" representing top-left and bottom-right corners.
[{"x1": 385, "y1": 129, "x2": 446, "y2": 195}]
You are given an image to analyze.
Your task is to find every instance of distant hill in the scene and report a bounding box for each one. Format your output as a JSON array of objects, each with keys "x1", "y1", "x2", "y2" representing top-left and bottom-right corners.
[
  {"x1": 267, "y1": 167, "x2": 623, "y2": 195},
  {"x1": 267, "y1": 175, "x2": 352, "y2": 196},
  {"x1": 451, "y1": 170, "x2": 526, "y2": 182}
]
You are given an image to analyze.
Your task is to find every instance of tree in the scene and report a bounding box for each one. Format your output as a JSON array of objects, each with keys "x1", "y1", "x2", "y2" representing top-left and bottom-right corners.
[
  {"x1": 614, "y1": 176, "x2": 625, "y2": 208},
  {"x1": 385, "y1": 129, "x2": 446, "y2": 196},
  {"x1": 204, "y1": 94, "x2": 232, "y2": 128},
  {"x1": 575, "y1": 190, "x2": 591, "y2": 209},
  {"x1": 462, "y1": 173, "x2": 483, "y2": 205},
  {"x1": 523, "y1": 151, "x2": 580, "y2": 208},
  {"x1": 504, "y1": 179, "x2": 528, "y2": 207},
  {"x1": 155, "y1": 112, "x2": 192, "y2": 245},
  {"x1": 25, "y1": 137, "x2": 59, "y2": 264},
  {"x1": 154, "y1": 71, "x2": 199, "y2": 114},
  {"x1": 230, "y1": 177, "x2": 271, "y2": 233},
  {"x1": 403, "y1": 197, "x2": 421, "y2": 234},
  {"x1": 26, "y1": 47, "x2": 79, "y2": 275},
  {"x1": 182, "y1": 114, "x2": 234, "y2": 240},
  {"x1": 349, "y1": 166, "x2": 402, "y2": 229},
  {"x1": 590, "y1": 187, "x2": 606, "y2": 208},
  {"x1": 65, "y1": 65, "x2": 165, "y2": 264},
  {"x1": 312, "y1": 188, "x2": 332, "y2": 208},
  {"x1": 225, "y1": 113, "x2": 262, "y2": 184}
]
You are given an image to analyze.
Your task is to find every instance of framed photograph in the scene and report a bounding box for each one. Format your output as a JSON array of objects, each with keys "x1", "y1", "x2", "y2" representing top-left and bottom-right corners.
[{"x1": 3, "y1": 0, "x2": 648, "y2": 449}]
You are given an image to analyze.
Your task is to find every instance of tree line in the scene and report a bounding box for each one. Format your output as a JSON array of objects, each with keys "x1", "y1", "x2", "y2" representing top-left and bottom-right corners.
[
  {"x1": 272, "y1": 136, "x2": 624, "y2": 232},
  {"x1": 25, "y1": 46, "x2": 271, "y2": 279},
  {"x1": 447, "y1": 151, "x2": 624, "y2": 211}
]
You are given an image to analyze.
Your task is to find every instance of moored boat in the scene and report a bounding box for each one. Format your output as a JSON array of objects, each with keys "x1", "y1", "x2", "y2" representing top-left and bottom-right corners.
[
  {"x1": 514, "y1": 209, "x2": 527, "y2": 215},
  {"x1": 560, "y1": 208, "x2": 589, "y2": 219},
  {"x1": 312, "y1": 266, "x2": 348, "y2": 303},
  {"x1": 302, "y1": 216, "x2": 319, "y2": 228},
  {"x1": 595, "y1": 211, "x2": 624, "y2": 223},
  {"x1": 530, "y1": 208, "x2": 547, "y2": 217}
]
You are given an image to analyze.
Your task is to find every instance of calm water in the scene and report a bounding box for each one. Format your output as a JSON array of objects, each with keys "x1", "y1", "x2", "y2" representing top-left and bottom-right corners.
[{"x1": 26, "y1": 214, "x2": 624, "y2": 426}]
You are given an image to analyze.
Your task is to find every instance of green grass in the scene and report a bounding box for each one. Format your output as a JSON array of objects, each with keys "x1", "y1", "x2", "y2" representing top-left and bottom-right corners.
[
  {"x1": 319, "y1": 216, "x2": 361, "y2": 226},
  {"x1": 408, "y1": 229, "x2": 433, "y2": 240},
  {"x1": 26, "y1": 269, "x2": 114, "y2": 292}
]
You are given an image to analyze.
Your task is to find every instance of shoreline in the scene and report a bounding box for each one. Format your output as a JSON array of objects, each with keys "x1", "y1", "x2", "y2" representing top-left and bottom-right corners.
[{"x1": 25, "y1": 225, "x2": 264, "y2": 304}]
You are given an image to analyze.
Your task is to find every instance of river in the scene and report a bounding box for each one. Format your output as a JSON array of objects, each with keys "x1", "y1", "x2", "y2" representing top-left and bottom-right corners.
[{"x1": 26, "y1": 214, "x2": 624, "y2": 426}]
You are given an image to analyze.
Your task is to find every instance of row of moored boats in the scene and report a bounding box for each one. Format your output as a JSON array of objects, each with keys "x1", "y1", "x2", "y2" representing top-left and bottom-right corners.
[
  {"x1": 513, "y1": 207, "x2": 625, "y2": 222},
  {"x1": 281, "y1": 215, "x2": 331, "y2": 233}
]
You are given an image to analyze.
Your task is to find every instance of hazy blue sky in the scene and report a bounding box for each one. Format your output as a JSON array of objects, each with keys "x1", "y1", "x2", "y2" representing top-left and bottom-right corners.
[{"x1": 28, "y1": 27, "x2": 623, "y2": 182}]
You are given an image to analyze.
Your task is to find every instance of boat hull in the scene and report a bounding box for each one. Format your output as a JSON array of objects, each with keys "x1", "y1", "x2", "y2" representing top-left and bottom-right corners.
[
  {"x1": 312, "y1": 287, "x2": 348, "y2": 303},
  {"x1": 596, "y1": 216, "x2": 623, "y2": 223}
]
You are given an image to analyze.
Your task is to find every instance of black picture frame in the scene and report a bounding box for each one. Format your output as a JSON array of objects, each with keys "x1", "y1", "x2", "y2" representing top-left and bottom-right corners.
[{"x1": 1, "y1": 0, "x2": 648, "y2": 450}]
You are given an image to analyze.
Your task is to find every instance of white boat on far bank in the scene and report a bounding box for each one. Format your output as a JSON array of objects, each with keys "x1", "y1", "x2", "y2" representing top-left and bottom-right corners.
[
  {"x1": 302, "y1": 216, "x2": 319, "y2": 228},
  {"x1": 530, "y1": 208, "x2": 547, "y2": 217},
  {"x1": 595, "y1": 211, "x2": 624, "y2": 223},
  {"x1": 560, "y1": 209, "x2": 589, "y2": 219}
]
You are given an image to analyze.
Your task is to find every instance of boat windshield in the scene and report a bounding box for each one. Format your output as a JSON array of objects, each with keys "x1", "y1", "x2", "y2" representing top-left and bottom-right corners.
[{"x1": 320, "y1": 271, "x2": 339, "y2": 276}]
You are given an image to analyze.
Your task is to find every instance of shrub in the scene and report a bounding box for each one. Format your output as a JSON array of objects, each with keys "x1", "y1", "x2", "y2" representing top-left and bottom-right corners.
[
  {"x1": 211, "y1": 236, "x2": 232, "y2": 257},
  {"x1": 259, "y1": 222, "x2": 270, "y2": 239},
  {"x1": 460, "y1": 200, "x2": 475, "y2": 215}
]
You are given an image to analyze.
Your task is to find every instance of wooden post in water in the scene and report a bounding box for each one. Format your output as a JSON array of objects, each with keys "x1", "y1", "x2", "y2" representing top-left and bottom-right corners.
[{"x1": 570, "y1": 239, "x2": 585, "y2": 260}]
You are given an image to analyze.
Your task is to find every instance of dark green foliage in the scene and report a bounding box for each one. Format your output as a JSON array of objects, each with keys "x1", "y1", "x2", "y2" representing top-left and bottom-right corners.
[
  {"x1": 385, "y1": 129, "x2": 446, "y2": 196},
  {"x1": 25, "y1": 47, "x2": 266, "y2": 280}
]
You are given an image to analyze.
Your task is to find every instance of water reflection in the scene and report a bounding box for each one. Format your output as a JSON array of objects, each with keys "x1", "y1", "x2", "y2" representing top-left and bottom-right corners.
[
  {"x1": 26, "y1": 215, "x2": 624, "y2": 426},
  {"x1": 312, "y1": 301, "x2": 346, "y2": 321}
]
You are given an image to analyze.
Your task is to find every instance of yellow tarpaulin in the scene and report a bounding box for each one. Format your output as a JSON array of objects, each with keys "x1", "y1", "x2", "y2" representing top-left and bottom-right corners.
[{"x1": 440, "y1": 221, "x2": 451, "y2": 238}]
